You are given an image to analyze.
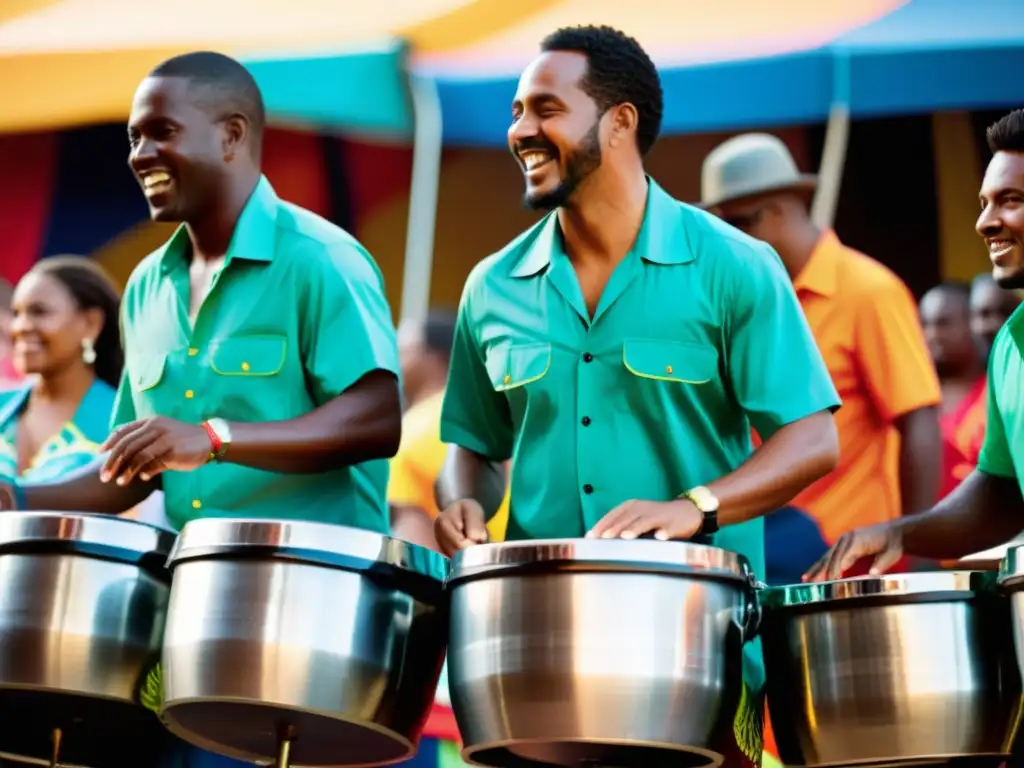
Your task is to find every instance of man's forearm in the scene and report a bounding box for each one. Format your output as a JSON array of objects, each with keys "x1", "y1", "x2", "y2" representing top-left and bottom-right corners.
[
  {"x1": 222, "y1": 370, "x2": 402, "y2": 474},
  {"x1": 21, "y1": 457, "x2": 156, "y2": 514},
  {"x1": 895, "y1": 406, "x2": 941, "y2": 515},
  {"x1": 436, "y1": 445, "x2": 507, "y2": 521},
  {"x1": 709, "y1": 410, "x2": 839, "y2": 527},
  {"x1": 894, "y1": 469, "x2": 1024, "y2": 560}
]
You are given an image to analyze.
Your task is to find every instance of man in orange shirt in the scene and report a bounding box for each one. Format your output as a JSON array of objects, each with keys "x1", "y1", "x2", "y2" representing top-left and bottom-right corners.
[
  {"x1": 919, "y1": 283, "x2": 987, "y2": 498},
  {"x1": 703, "y1": 133, "x2": 942, "y2": 768},
  {"x1": 701, "y1": 133, "x2": 942, "y2": 584}
]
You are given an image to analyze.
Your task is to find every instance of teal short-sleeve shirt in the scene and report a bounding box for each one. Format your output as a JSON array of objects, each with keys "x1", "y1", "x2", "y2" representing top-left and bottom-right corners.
[
  {"x1": 112, "y1": 177, "x2": 400, "y2": 532},
  {"x1": 441, "y1": 179, "x2": 841, "y2": 576},
  {"x1": 978, "y1": 303, "x2": 1024, "y2": 483}
]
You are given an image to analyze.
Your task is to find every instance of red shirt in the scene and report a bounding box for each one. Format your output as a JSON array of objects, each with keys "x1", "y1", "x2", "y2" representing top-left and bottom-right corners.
[{"x1": 938, "y1": 376, "x2": 987, "y2": 499}]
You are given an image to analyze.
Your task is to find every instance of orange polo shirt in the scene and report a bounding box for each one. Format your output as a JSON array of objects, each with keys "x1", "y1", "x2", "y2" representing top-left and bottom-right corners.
[{"x1": 791, "y1": 231, "x2": 941, "y2": 543}]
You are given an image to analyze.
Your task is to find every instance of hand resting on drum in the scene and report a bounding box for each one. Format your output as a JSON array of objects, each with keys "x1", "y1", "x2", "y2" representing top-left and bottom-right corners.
[
  {"x1": 434, "y1": 499, "x2": 489, "y2": 556},
  {"x1": 586, "y1": 498, "x2": 703, "y2": 541},
  {"x1": 802, "y1": 522, "x2": 903, "y2": 582},
  {"x1": 99, "y1": 416, "x2": 214, "y2": 486}
]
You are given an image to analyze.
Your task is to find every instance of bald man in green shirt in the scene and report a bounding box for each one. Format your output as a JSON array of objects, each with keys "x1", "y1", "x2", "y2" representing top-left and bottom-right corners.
[
  {"x1": 806, "y1": 108, "x2": 1024, "y2": 581},
  {"x1": 0, "y1": 52, "x2": 402, "y2": 537},
  {"x1": 434, "y1": 26, "x2": 840, "y2": 768}
]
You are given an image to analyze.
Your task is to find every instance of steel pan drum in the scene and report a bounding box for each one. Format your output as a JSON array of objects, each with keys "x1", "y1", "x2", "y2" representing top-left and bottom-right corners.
[
  {"x1": 159, "y1": 518, "x2": 450, "y2": 767},
  {"x1": 762, "y1": 571, "x2": 1022, "y2": 767},
  {"x1": 0, "y1": 511, "x2": 175, "y2": 768},
  {"x1": 447, "y1": 539, "x2": 760, "y2": 768}
]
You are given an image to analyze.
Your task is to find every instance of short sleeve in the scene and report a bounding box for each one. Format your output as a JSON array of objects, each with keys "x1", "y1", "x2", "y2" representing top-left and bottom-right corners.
[
  {"x1": 725, "y1": 243, "x2": 841, "y2": 439},
  {"x1": 977, "y1": 347, "x2": 1015, "y2": 479},
  {"x1": 854, "y1": 276, "x2": 941, "y2": 421},
  {"x1": 109, "y1": 305, "x2": 137, "y2": 430},
  {"x1": 439, "y1": 279, "x2": 514, "y2": 461},
  {"x1": 299, "y1": 241, "x2": 400, "y2": 405}
]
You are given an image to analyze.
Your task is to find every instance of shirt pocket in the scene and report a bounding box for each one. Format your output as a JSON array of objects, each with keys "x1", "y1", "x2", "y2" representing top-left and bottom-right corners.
[
  {"x1": 132, "y1": 355, "x2": 167, "y2": 392},
  {"x1": 484, "y1": 342, "x2": 552, "y2": 392},
  {"x1": 129, "y1": 354, "x2": 168, "y2": 418},
  {"x1": 210, "y1": 336, "x2": 287, "y2": 377},
  {"x1": 618, "y1": 338, "x2": 720, "y2": 413}
]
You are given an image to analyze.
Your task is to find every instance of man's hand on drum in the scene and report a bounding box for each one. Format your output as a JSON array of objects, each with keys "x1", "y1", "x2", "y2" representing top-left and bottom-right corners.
[
  {"x1": 803, "y1": 522, "x2": 904, "y2": 582},
  {"x1": 99, "y1": 417, "x2": 213, "y2": 486},
  {"x1": 586, "y1": 498, "x2": 703, "y2": 541},
  {"x1": 434, "y1": 499, "x2": 489, "y2": 557}
]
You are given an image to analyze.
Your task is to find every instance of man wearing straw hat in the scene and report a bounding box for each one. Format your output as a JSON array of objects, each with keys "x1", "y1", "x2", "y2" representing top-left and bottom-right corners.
[
  {"x1": 700, "y1": 134, "x2": 942, "y2": 587},
  {"x1": 434, "y1": 24, "x2": 842, "y2": 767}
]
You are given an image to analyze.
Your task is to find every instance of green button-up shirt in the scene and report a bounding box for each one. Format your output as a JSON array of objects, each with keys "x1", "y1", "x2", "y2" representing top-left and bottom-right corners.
[
  {"x1": 112, "y1": 177, "x2": 400, "y2": 533},
  {"x1": 441, "y1": 179, "x2": 840, "y2": 577},
  {"x1": 977, "y1": 303, "x2": 1024, "y2": 484}
]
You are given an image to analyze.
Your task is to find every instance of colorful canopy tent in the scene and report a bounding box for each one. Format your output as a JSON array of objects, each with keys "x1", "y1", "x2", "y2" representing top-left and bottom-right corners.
[
  {"x1": 418, "y1": 0, "x2": 1024, "y2": 144},
  {"x1": 0, "y1": 0, "x2": 555, "y2": 320},
  {"x1": 408, "y1": 0, "x2": 1024, "y2": 293},
  {"x1": 3, "y1": 0, "x2": 1022, "y2": 317}
]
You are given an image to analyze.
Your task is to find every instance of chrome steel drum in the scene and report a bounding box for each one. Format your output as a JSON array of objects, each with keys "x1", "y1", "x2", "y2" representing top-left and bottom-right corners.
[
  {"x1": 0, "y1": 511, "x2": 175, "y2": 768},
  {"x1": 447, "y1": 539, "x2": 760, "y2": 768},
  {"x1": 762, "y1": 571, "x2": 1022, "y2": 767},
  {"x1": 159, "y1": 518, "x2": 450, "y2": 767}
]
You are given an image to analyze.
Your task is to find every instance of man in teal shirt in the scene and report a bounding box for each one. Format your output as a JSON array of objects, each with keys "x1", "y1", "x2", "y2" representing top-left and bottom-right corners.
[
  {"x1": 434, "y1": 26, "x2": 840, "y2": 767},
  {"x1": 807, "y1": 109, "x2": 1024, "y2": 580},
  {"x1": 1, "y1": 52, "x2": 401, "y2": 533}
]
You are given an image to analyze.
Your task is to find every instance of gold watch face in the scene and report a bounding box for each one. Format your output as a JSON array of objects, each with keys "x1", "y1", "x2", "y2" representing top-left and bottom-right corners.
[{"x1": 688, "y1": 486, "x2": 719, "y2": 513}]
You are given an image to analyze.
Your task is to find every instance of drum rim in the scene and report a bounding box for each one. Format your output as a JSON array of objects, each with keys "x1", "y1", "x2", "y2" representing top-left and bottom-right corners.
[
  {"x1": 167, "y1": 518, "x2": 449, "y2": 582},
  {"x1": 998, "y1": 545, "x2": 1024, "y2": 589},
  {"x1": 761, "y1": 570, "x2": 993, "y2": 610},
  {"x1": 0, "y1": 510, "x2": 175, "y2": 567},
  {"x1": 448, "y1": 538, "x2": 750, "y2": 584}
]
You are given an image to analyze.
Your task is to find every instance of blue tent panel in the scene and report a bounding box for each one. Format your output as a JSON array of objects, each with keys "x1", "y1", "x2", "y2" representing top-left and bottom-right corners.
[
  {"x1": 245, "y1": 39, "x2": 414, "y2": 137},
  {"x1": 833, "y1": 0, "x2": 1024, "y2": 116},
  {"x1": 435, "y1": 49, "x2": 831, "y2": 147}
]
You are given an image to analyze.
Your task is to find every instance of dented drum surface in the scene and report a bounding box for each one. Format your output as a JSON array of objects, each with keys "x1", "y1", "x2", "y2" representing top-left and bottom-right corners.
[
  {"x1": 447, "y1": 538, "x2": 760, "y2": 768},
  {"x1": 763, "y1": 571, "x2": 1022, "y2": 767},
  {"x1": 159, "y1": 518, "x2": 450, "y2": 768},
  {"x1": 0, "y1": 511, "x2": 175, "y2": 768}
]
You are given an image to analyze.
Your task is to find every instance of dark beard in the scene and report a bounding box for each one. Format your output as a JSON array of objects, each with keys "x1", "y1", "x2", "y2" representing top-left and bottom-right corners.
[{"x1": 523, "y1": 122, "x2": 602, "y2": 212}]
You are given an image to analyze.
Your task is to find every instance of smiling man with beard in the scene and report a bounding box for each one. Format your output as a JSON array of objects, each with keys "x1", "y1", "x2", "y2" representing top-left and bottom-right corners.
[
  {"x1": 806, "y1": 108, "x2": 1024, "y2": 580},
  {"x1": 433, "y1": 25, "x2": 840, "y2": 767}
]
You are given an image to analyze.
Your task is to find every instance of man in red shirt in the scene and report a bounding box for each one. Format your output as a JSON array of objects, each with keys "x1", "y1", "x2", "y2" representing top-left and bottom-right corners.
[{"x1": 919, "y1": 283, "x2": 987, "y2": 498}]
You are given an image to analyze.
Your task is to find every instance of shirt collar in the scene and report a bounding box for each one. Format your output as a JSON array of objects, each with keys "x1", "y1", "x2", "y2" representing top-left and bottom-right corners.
[
  {"x1": 159, "y1": 175, "x2": 279, "y2": 274},
  {"x1": 793, "y1": 229, "x2": 841, "y2": 298},
  {"x1": 510, "y1": 177, "x2": 695, "y2": 278}
]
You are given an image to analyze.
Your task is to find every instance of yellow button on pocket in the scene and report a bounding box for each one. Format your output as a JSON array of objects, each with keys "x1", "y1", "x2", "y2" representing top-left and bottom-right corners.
[
  {"x1": 188, "y1": 348, "x2": 198, "y2": 357},
  {"x1": 241, "y1": 362, "x2": 251, "y2": 372},
  {"x1": 665, "y1": 365, "x2": 673, "y2": 375},
  {"x1": 185, "y1": 389, "x2": 194, "y2": 399},
  {"x1": 192, "y1": 499, "x2": 202, "y2": 509},
  {"x1": 503, "y1": 374, "x2": 511, "y2": 385}
]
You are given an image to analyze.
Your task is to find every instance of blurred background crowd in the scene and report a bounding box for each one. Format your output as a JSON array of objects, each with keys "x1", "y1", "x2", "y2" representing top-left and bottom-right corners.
[{"x1": 1, "y1": 1, "x2": 1023, "y2": 766}]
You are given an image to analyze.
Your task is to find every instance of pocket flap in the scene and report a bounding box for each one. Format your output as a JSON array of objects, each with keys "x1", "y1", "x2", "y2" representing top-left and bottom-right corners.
[
  {"x1": 485, "y1": 343, "x2": 552, "y2": 392},
  {"x1": 622, "y1": 339, "x2": 719, "y2": 384},
  {"x1": 131, "y1": 355, "x2": 166, "y2": 392},
  {"x1": 211, "y1": 336, "x2": 287, "y2": 376}
]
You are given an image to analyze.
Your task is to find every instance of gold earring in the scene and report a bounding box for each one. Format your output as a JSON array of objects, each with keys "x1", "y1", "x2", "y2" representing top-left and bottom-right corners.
[{"x1": 82, "y1": 338, "x2": 96, "y2": 365}]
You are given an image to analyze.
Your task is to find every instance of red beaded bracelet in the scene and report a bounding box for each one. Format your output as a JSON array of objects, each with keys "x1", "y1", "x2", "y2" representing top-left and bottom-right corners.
[{"x1": 201, "y1": 420, "x2": 222, "y2": 462}]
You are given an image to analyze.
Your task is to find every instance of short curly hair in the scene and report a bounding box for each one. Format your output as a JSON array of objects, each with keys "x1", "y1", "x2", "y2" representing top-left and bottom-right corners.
[
  {"x1": 987, "y1": 109, "x2": 1024, "y2": 154},
  {"x1": 540, "y1": 25, "x2": 663, "y2": 156}
]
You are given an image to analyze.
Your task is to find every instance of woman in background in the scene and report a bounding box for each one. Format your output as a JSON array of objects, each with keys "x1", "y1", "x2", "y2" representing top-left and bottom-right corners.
[{"x1": 0, "y1": 257, "x2": 123, "y2": 484}]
